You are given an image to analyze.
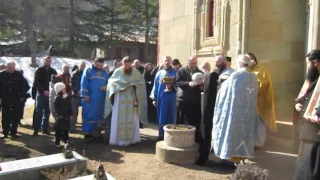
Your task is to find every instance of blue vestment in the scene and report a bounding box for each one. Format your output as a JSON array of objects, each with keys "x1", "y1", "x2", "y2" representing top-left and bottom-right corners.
[
  {"x1": 150, "y1": 68, "x2": 177, "y2": 136},
  {"x1": 80, "y1": 65, "x2": 110, "y2": 133},
  {"x1": 212, "y1": 68, "x2": 259, "y2": 160}
]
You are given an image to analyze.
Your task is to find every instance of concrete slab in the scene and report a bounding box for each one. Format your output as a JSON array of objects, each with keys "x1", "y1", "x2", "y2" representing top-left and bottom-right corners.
[
  {"x1": 156, "y1": 141, "x2": 198, "y2": 164},
  {"x1": 69, "y1": 172, "x2": 116, "y2": 180},
  {"x1": 0, "y1": 151, "x2": 87, "y2": 180}
]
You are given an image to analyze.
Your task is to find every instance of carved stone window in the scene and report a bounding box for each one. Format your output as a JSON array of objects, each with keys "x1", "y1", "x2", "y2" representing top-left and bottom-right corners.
[
  {"x1": 193, "y1": 0, "x2": 222, "y2": 56},
  {"x1": 207, "y1": 0, "x2": 214, "y2": 37}
]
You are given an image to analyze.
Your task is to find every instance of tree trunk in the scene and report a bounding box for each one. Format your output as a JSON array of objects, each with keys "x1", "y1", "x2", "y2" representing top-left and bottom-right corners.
[
  {"x1": 68, "y1": 0, "x2": 75, "y2": 57},
  {"x1": 109, "y1": 0, "x2": 115, "y2": 59},
  {"x1": 22, "y1": 0, "x2": 37, "y2": 67},
  {"x1": 144, "y1": 0, "x2": 150, "y2": 63}
]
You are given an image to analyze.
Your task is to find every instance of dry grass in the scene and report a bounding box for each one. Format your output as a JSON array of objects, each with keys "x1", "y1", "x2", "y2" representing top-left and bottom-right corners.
[{"x1": 0, "y1": 105, "x2": 296, "y2": 180}]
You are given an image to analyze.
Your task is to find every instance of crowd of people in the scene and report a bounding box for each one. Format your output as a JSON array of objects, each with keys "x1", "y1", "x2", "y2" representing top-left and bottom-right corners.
[
  {"x1": 2, "y1": 50, "x2": 320, "y2": 179},
  {"x1": 0, "y1": 54, "x2": 276, "y2": 163}
]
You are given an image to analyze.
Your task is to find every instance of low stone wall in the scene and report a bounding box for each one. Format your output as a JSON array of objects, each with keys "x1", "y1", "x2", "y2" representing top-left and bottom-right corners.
[{"x1": 0, "y1": 151, "x2": 87, "y2": 180}]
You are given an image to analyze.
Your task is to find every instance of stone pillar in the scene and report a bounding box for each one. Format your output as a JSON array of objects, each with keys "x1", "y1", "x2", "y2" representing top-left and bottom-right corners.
[
  {"x1": 313, "y1": 0, "x2": 320, "y2": 49},
  {"x1": 307, "y1": 0, "x2": 320, "y2": 51}
]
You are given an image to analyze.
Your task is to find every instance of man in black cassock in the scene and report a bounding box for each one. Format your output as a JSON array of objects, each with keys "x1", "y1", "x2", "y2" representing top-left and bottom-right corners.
[
  {"x1": 293, "y1": 50, "x2": 320, "y2": 180},
  {"x1": 196, "y1": 71, "x2": 218, "y2": 165}
]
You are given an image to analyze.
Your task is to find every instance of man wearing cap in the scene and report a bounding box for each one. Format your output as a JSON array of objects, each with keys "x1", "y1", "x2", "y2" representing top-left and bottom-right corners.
[
  {"x1": 214, "y1": 55, "x2": 235, "y2": 89},
  {"x1": 212, "y1": 55, "x2": 259, "y2": 165}
]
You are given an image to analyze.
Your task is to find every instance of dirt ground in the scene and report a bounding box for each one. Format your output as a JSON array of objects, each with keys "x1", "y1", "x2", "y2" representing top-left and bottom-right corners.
[{"x1": 0, "y1": 106, "x2": 296, "y2": 180}]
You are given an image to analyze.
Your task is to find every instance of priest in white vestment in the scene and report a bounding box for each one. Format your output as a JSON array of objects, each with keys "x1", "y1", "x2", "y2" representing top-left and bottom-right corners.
[{"x1": 104, "y1": 56, "x2": 148, "y2": 146}]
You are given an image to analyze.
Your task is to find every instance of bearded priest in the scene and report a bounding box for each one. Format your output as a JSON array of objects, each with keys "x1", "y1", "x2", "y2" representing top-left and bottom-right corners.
[{"x1": 104, "y1": 56, "x2": 148, "y2": 146}]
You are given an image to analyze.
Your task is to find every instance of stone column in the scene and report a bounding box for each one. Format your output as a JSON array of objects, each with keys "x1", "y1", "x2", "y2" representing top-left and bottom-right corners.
[
  {"x1": 313, "y1": 0, "x2": 320, "y2": 49},
  {"x1": 307, "y1": 0, "x2": 320, "y2": 51}
]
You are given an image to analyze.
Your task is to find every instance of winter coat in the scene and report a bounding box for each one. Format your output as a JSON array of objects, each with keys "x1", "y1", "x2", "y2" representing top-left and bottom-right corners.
[
  {"x1": 49, "y1": 75, "x2": 63, "y2": 118},
  {"x1": 71, "y1": 70, "x2": 83, "y2": 98},
  {"x1": 34, "y1": 66, "x2": 57, "y2": 94},
  {"x1": 54, "y1": 95, "x2": 72, "y2": 130}
]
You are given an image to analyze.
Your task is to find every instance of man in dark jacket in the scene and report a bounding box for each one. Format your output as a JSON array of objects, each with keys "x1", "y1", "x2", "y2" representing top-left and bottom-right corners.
[
  {"x1": 0, "y1": 61, "x2": 25, "y2": 138},
  {"x1": 293, "y1": 50, "x2": 320, "y2": 180},
  {"x1": 109, "y1": 59, "x2": 122, "y2": 76},
  {"x1": 70, "y1": 61, "x2": 86, "y2": 132},
  {"x1": 176, "y1": 56, "x2": 203, "y2": 143},
  {"x1": 33, "y1": 56, "x2": 57, "y2": 136},
  {"x1": 133, "y1": 59, "x2": 144, "y2": 75}
]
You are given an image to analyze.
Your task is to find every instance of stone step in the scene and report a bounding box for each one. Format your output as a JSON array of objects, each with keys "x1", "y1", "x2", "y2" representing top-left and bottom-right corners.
[
  {"x1": 69, "y1": 172, "x2": 116, "y2": 180},
  {"x1": 156, "y1": 141, "x2": 198, "y2": 164},
  {"x1": 0, "y1": 151, "x2": 87, "y2": 180}
]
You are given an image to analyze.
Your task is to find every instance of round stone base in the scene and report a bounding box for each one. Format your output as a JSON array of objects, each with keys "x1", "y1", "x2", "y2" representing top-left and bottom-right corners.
[{"x1": 156, "y1": 141, "x2": 199, "y2": 164}]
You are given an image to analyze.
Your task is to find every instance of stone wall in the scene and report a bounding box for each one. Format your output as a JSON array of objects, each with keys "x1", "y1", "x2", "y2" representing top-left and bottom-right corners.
[
  {"x1": 247, "y1": 0, "x2": 307, "y2": 119},
  {"x1": 158, "y1": 0, "x2": 308, "y2": 121},
  {"x1": 158, "y1": 0, "x2": 194, "y2": 62}
]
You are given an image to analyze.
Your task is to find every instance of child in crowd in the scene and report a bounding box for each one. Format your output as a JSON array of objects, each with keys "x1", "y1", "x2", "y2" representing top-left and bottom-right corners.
[{"x1": 53, "y1": 82, "x2": 72, "y2": 148}]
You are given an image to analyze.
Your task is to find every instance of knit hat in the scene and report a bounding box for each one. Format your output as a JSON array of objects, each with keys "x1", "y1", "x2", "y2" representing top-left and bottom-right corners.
[{"x1": 54, "y1": 82, "x2": 66, "y2": 94}]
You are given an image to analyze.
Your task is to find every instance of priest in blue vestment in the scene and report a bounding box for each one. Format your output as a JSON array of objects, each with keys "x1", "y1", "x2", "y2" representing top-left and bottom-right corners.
[
  {"x1": 81, "y1": 58, "x2": 110, "y2": 140},
  {"x1": 150, "y1": 56, "x2": 178, "y2": 140},
  {"x1": 212, "y1": 54, "x2": 259, "y2": 165}
]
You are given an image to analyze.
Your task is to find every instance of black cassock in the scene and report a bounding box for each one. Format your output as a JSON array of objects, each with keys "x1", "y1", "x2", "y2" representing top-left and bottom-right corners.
[{"x1": 196, "y1": 72, "x2": 218, "y2": 165}]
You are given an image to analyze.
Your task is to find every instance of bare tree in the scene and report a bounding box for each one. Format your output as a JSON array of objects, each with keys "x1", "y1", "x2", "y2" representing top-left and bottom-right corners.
[
  {"x1": 143, "y1": 0, "x2": 150, "y2": 62},
  {"x1": 22, "y1": 0, "x2": 37, "y2": 67},
  {"x1": 68, "y1": 0, "x2": 75, "y2": 55}
]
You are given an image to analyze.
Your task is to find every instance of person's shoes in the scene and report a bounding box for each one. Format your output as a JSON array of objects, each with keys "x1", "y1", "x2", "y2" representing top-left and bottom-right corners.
[
  {"x1": 196, "y1": 159, "x2": 206, "y2": 166},
  {"x1": 55, "y1": 144, "x2": 62, "y2": 148},
  {"x1": 32, "y1": 131, "x2": 39, "y2": 136},
  {"x1": 11, "y1": 134, "x2": 21, "y2": 138},
  {"x1": 63, "y1": 140, "x2": 72, "y2": 145},
  {"x1": 0, "y1": 135, "x2": 8, "y2": 139},
  {"x1": 69, "y1": 129, "x2": 76, "y2": 133},
  {"x1": 84, "y1": 135, "x2": 92, "y2": 144},
  {"x1": 139, "y1": 122, "x2": 144, "y2": 129},
  {"x1": 42, "y1": 131, "x2": 51, "y2": 135}
]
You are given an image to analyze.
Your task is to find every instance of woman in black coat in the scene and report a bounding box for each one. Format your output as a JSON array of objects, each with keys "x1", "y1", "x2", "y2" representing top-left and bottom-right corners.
[
  {"x1": 143, "y1": 63, "x2": 157, "y2": 123},
  {"x1": 53, "y1": 82, "x2": 72, "y2": 148}
]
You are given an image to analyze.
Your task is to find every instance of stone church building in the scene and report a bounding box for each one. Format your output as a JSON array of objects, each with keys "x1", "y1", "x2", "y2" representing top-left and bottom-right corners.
[{"x1": 158, "y1": 0, "x2": 320, "y2": 121}]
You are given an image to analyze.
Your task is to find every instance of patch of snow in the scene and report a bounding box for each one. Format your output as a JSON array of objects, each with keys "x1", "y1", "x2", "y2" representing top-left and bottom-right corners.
[{"x1": 0, "y1": 56, "x2": 94, "y2": 107}]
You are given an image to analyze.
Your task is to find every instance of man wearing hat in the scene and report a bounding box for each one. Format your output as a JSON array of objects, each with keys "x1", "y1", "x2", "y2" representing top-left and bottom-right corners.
[{"x1": 214, "y1": 55, "x2": 235, "y2": 89}]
